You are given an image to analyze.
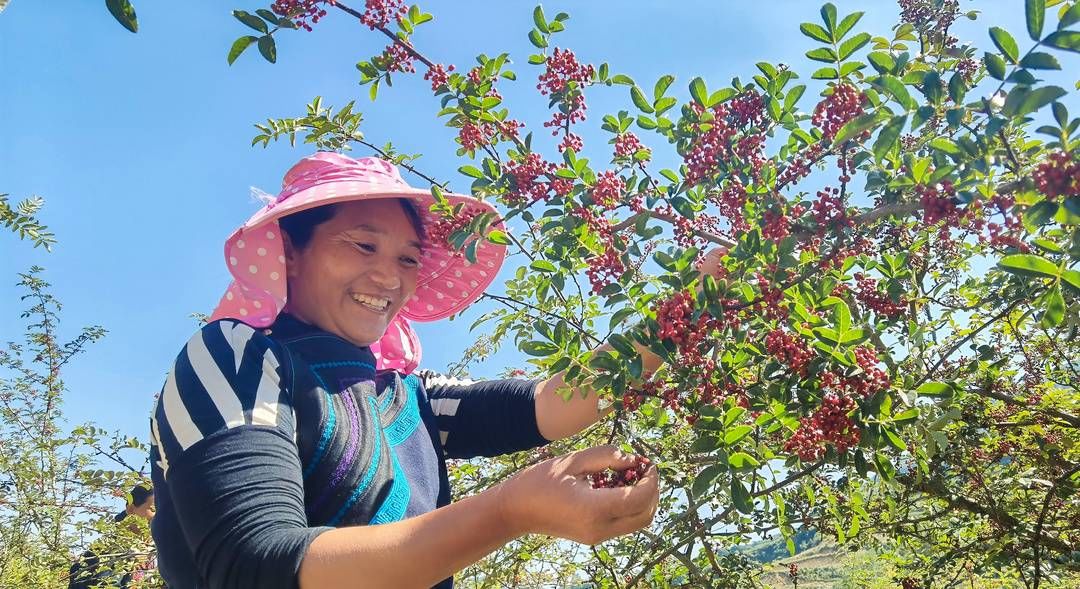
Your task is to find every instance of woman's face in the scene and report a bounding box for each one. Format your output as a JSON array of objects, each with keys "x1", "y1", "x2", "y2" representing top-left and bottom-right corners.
[{"x1": 283, "y1": 199, "x2": 422, "y2": 347}]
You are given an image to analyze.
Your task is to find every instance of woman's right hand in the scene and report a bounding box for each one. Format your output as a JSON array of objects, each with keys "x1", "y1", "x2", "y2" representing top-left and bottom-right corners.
[{"x1": 493, "y1": 445, "x2": 659, "y2": 545}]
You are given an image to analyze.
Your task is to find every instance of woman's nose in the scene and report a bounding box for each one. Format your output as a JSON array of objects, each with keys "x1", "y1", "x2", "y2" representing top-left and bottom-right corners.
[{"x1": 368, "y1": 260, "x2": 401, "y2": 290}]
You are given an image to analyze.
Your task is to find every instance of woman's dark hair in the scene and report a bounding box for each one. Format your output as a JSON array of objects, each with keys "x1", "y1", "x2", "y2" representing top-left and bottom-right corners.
[
  {"x1": 129, "y1": 484, "x2": 153, "y2": 507},
  {"x1": 279, "y1": 198, "x2": 427, "y2": 250}
]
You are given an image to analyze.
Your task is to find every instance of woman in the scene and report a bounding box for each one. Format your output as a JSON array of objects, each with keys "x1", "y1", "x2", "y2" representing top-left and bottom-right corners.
[{"x1": 149, "y1": 152, "x2": 670, "y2": 589}]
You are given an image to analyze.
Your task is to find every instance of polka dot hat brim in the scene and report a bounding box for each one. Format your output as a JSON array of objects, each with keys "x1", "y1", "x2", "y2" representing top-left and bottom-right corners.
[{"x1": 208, "y1": 152, "x2": 507, "y2": 374}]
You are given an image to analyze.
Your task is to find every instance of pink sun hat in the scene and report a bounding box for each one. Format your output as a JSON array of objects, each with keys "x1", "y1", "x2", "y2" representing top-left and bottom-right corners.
[{"x1": 208, "y1": 151, "x2": 507, "y2": 373}]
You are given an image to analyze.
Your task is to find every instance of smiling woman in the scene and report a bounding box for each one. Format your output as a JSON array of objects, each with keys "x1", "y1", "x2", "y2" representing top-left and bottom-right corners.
[{"x1": 146, "y1": 152, "x2": 662, "y2": 589}]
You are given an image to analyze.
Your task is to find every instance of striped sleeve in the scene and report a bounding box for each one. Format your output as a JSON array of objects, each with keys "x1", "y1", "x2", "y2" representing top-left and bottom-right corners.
[
  {"x1": 151, "y1": 320, "x2": 293, "y2": 479},
  {"x1": 419, "y1": 370, "x2": 549, "y2": 459}
]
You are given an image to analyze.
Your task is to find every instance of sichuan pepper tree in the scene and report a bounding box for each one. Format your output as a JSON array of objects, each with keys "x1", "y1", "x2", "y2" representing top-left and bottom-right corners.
[{"x1": 228, "y1": 0, "x2": 1080, "y2": 586}]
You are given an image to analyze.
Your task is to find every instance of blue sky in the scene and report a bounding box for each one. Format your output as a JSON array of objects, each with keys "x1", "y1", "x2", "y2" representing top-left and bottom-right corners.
[{"x1": 1, "y1": 1, "x2": 1023, "y2": 459}]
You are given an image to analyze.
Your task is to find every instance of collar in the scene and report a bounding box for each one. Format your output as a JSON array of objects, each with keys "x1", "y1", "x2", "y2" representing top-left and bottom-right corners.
[{"x1": 266, "y1": 313, "x2": 377, "y2": 366}]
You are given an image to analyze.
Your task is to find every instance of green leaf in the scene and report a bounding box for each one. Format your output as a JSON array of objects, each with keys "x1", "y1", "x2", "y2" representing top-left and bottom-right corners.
[
  {"x1": 806, "y1": 47, "x2": 838, "y2": 63},
  {"x1": 1041, "y1": 284, "x2": 1065, "y2": 327},
  {"x1": 892, "y1": 408, "x2": 919, "y2": 424},
  {"x1": 917, "y1": 382, "x2": 955, "y2": 397},
  {"x1": 105, "y1": 0, "x2": 138, "y2": 33},
  {"x1": 882, "y1": 428, "x2": 907, "y2": 451},
  {"x1": 990, "y1": 27, "x2": 1020, "y2": 63},
  {"x1": 1061, "y1": 269, "x2": 1080, "y2": 294},
  {"x1": 998, "y1": 253, "x2": 1060, "y2": 279},
  {"x1": 630, "y1": 86, "x2": 654, "y2": 113},
  {"x1": 234, "y1": 10, "x2": 269, "y2": 34},
  {"x1": 835, "y1": 11, "x2": 865, "y2": 40},
  {"x1": 877, "y1": 75, "x2": 915, "y2": 110},
  {"x1": 811, "y1": 67, "x2": 839, "y2": 80},
  {"x1": 228, "y1": 36, "x2": 258, "y2": 65},
  {"x1": 1060, "y1": 3, "x2": 1080, "y2": 29},
  {"x1": 984, "y1": 52, "x2": 1007, "y2": 80},
  {"x1": 800, "y1": 22, "x2": 831, "y2": 44},
  {"x1": 833, "y1": 112, "x2": 881, "y2": 144},
  {"x1": 873, "y1": 115, "x2": 905, "y2": 161},
  {"x1": 820, "y1": 3, "x2": 838, "y2": 35},
  {"x1": 1020, "y1": 51, "x2": 1062, "y2": 69},
  {"x1": 608, "y1": 333, "x2": 637, "y2": 357},
  {"x1": 839, "y1": 32, "x2": 871, "y2": 60},
  {"x1": 1015, "y1": 85, "x2": 1067, "y2": 117},
  {"x1": 1027, "y1": 0, "x2": 1046, "y2": 41},
  {"x1": 689, "y1": 77, "x2": 708, "y2": 105},
  {"x1": 255, "y1": 9, "x2": 281, "y2": 25},
  {"x1": 458, "y1": 165, "x2": 484, "y2": 178},
  {"x1": 868, "y1": 51, "x2": 896, "y2": 74},
  {"x1": 485, "y1": 230, "x2": 512, "y2": 245},
  {"x1": 692, "y1": 464, "x2": 725, "y2": 499},
  {"x1": 530, "y1": 260, "x2": 557, "y2": 273},
  {"x1": 724, "y1": 425, "x2": 754, "y2": 446},
  {"x1": 948, "y1": 73, "x2": 967, "y2": 103},
  {"x1": 1026, "y1": 200, "x2": 1059, "y2": 225},
  {"x1": 728, "y1": 452, "x2": 761, "y2": 469},
  {"x1": 731, "y1": 478, "x2": 754, "y2": 514},
  {"x1": 528, "y1": 29, "x2": 547, "y2": 48},
  {"x1": 257, "y1": 35, "x2": 277, "y2": 64},
  {"x1": 653, "y1": 74, "x2": 675, "y2": 101},
  {"x1": 521, "y1": 341, "x2": 559, "y2": 356},
  {"x1": 921, "y1": 71, "x2": 943, "y2": 104},
  {"x1": 1044, "y1": 30, "x2": 1080, "y2": 53},
  {"x1": 533, "y1": 5, "x2": 549, "y2": 33}
]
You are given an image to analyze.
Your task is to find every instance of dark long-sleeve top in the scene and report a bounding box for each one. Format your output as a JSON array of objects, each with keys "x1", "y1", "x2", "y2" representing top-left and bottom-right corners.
[{"x1": 149, "y1": 313, "x2": 549, "y2": 589}]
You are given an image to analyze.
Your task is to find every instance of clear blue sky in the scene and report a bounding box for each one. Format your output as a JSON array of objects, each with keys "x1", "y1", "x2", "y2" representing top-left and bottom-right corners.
[{"x1": 1, "y1": 1, "x2": 1022, "y2": 458}]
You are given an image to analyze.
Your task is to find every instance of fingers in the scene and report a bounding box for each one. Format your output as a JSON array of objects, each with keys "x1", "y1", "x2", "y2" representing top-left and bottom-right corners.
[
  {"x1": 560, "y1": 444, "x2": 638, "y2": 476},
  {"x1": 594, "y1": 464, "x2": 659, "y2": 519},
  {"x1": 695, "y1": 247, "x2": 729, "y2": 278}
]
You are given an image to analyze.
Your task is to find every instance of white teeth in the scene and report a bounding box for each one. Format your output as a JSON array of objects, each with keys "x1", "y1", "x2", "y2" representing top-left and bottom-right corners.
[{"x1": 352, "y1": 294, "x2": 390, "y2": 311}]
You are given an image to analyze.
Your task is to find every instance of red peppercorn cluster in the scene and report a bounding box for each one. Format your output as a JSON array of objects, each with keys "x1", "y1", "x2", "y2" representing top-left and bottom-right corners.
[
  {"x1": 683, "y1": 103, "x2": 738, "y2": 185},
  {"x1": 589, "y1": 455, "x2": 652, "y2": 488},
  {"x1": 899, "y1": 577, "x2": 920, "y2": 589},
  {"x1": 374, "y1": 42, "x2": 415, "y2": 73},
  {"x1": 537, "y1": 48, "x2": 595, "y2": 96},
  {"x1": 423, "y1": 63, "x2": 455, "y2": 92},
  {"x1": 586, "y1": 249, "x2": 625, "y2": 295},
  {"x1": 765, "y1": 329, "x2": 814, "y2": 377},
  {"x1": 457, "y1": 121, "x2": 489, "y2": 152},
  {"x1": 710, "y1": 177, "x2": 750, "y2": 233},
  {"x1": 358, "y1": 0, "x2": 406, "y2": 29},
  {"x1": 811, "y1": 187, "x2": 852, "y2": 233},
  {"x1": 734, "y1": 133, "x2": 767, "y2": 174},
  {"x1": 558, "y1": 132, "x2": 583, "y2": 153},
  {"x1": 777, "y1": 143, "x2": 825, "y2": 188},
  {"x1": 1033, "y1": 151, "x2": 1080, "y2": 200},
  {"x1": 272, "y1": 0, "x2": 335, "y2": 31},
  {"x1": 762, "y1": 203, "x2": 805, "y2": 243},
  {"x1": 783, "y1": 393, "x2": 860, "y2": 461},
  {"x1": 812, "y1": 83, "x2": 866, "y2": 141},
  {"x1": 728, "y1": 91, "x2": 767, "y2": 128},
  {"x1": 917, "y1": 181, "x2": 961, "y2": 226},
  {"x1": 788, "y1": 564, "x2": 799, "y2": 581},
  {"x1": 427, "y1": 206, "x2": 486, "y2": 253},
  {"x1": 591, "y1": 170, "x2": 625, "y2": 210},
  {"x1": 613, "y1": 132, "x2": 649, "y2": 161},
  {"x1": 503, "y1": 153, "x2": 558, "y2": 206},
  {"x1": 853, "y1": 273, "x2": 906, "y2": 318},
  {"x1": 852, "y1": 346, "x2": 890, "y2": 396},
  {"x1": 753, "y1": 274, "x2": 789, "y2": 321}
]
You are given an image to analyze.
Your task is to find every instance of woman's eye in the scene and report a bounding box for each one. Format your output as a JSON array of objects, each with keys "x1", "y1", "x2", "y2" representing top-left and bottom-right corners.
[
  {"x1": 400, "y1": 256, "x2": 420, "y2": 267},
  {"x1": 354, "y1": 242, "x2": 376, "y2": 253}
]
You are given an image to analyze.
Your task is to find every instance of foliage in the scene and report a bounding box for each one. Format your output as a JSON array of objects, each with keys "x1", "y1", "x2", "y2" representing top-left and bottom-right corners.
[
  {"x1": 0, "y1": 193, "x2": 55, "y2": 251},
  {"x1": 0, "y1": 268, "x2": 158, "y2": 588},
  {"x1": 229, "y1": 0, "x2": 1080, "y2": 586}
]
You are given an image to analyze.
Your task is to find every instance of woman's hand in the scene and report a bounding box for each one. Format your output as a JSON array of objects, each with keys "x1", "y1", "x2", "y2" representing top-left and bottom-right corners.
[
  {"x1": 695, "y1": 247, "x2": 728, "y2": 282},
  {"x1": 493, "y1": 445, "x2": 659, "y2": 545}
]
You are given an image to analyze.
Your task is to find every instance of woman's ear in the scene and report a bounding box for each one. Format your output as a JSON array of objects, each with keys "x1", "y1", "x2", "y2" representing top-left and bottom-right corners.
[{"x1": 281, "y1": 229, "x2": 300, "y2": 278}]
